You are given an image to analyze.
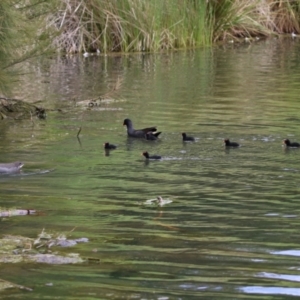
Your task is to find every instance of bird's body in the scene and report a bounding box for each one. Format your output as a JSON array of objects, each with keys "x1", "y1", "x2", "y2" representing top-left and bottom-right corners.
[
  {"x1": 103, "y1": 142, "x2": 117, "y2": 150},
  {"x1": 224, "y1": 139, "x2": 239, "y2": 148},
  {"x1": 142, "y1": 151, "x2": 161, "y2": 160},
  {"x1": 145, "y1": 132, "x2": 161, "y2": 140},
  {"x1": 0, "y1": 162, "x2": 24, "y2": 174},
  {"x1": 123, "y1": 118, "x2": 159, "y2": 138},
  {"x1": 283, "y1": 139, "x2": 300, "y2": 148},
  {"x1": 182, "y1": 133, "x2": 195, "y2": 141}
]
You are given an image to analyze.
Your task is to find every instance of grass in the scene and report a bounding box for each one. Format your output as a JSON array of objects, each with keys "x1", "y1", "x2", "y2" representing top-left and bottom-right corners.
[
  {"x1": 269, "y1": 0, "x2": 300, "y2": 33},
  {"x1": 47, "y1": 0, "x2": 213, "y2": 53},
  {"x1": 46, "y1": 0, "x2": 300, "y2": 54},
  {"x1": 208, "y1": 0, "x2": 266, "y2": 42}
]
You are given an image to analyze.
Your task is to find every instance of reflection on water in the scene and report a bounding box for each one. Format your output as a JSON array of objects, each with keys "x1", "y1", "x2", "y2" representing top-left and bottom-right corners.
[
  {"x1": 1, "y1": 39, "x2": 300, "y2": 298},
  {"x1": 272, "y1": 250, "x2": 300, "y2": 256},
  {"x1": 241, "y1": 286, "x2": 300, "y2": 297},
  {"x1": 258, "y1": 272, "x2": 300, "y2": 282}
]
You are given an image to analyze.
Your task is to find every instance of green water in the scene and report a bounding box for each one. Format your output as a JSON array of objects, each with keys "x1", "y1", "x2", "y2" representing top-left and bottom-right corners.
[{"x1": 1, "y1": 38, "x2": 300, "y2": 299}]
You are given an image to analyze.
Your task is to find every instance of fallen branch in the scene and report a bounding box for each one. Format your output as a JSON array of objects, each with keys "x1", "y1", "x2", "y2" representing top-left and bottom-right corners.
[{"x1": 0, "y1": 278, "x2": 33, "y2": 292}]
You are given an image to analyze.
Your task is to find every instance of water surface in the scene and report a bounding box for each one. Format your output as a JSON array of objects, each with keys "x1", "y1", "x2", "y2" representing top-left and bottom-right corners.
[{"x1": 1, "y1": 38, "x2": 300, "y2": 299}]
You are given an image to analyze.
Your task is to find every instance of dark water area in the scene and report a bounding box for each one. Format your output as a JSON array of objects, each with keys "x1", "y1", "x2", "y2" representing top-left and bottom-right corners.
[{"x1": 1, "y1": 38, "x2": 300, "y2": 299}]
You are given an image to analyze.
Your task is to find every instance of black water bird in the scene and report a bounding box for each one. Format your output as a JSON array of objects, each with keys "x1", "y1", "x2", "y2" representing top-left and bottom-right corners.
[
  {"x1": 123, "y1": 118, "x2": 159, "y2": 138},
  {"x1": 224, "y1": 139, "x2": 239, "y2": 148},
  {"x1": 103, "y1": 142, "x2": 117, "y2": 150},
  {"x1": 182, "y1": 133, "x2": 195, "y2": 141},
  {"x1": 142, "y1": 151, "x2": 161, "y2": 160},
  {"x1": 145, "y1": 131, "x2": 161, "y2": 140},
  {"x1": 283, "y1": 139, "x2": 300, "y2": 148}
]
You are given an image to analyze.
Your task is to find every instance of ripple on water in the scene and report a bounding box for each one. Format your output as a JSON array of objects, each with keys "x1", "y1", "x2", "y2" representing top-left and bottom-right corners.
[{"x1": 4, "y1": 40, "x2": 300, "y2": 299}]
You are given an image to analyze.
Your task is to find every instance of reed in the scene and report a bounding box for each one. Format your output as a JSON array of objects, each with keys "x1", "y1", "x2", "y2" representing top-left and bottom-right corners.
[
  {"x1": 268, "y1": 0, "x2": 300, "y2": 33},
  {"x1": 48, "y1": 0, "x2": 212, "y2": 53},
  {"x1": 207, "y1": 0, "x2": 276, "y2": 42},
  {"x1": 49, "y1": 0, "x2": 300, "y2": 54}
]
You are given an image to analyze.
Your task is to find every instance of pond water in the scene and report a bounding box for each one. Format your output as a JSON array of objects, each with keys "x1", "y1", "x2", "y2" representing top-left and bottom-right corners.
[{"x1": 1, "y1": 37, "x2": 300, "y2": 299}]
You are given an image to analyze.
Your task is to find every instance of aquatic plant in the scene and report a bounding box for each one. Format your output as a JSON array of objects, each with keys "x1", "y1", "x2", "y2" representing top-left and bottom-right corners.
[
  {"x1": 47, "y1": 0, "x2": 300, "y2": 53},
  {"x1": 207, "y1": 0, "x2": 300, "y2": 41},
  {"x1": 268, "y1": 0, "x2": 300, "y2": 33},
  {"x1": 47, "y1": 0, "x2": 211, "y2": 53},
  {"x1": 207, "y1": 0, "x2": 272, "y2": 42}
]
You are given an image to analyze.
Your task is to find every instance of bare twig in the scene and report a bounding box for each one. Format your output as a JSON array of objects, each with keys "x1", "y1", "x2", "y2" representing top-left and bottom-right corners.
[
  {"x1": 76, "y1": 127, "x2": 82, "y2": 146},
  {"x1": 0, "y1": 278, "x2": 33, "y2": 292},
  {"x1": 77, "y1": 127, "x2": 82, "y2": 138}
]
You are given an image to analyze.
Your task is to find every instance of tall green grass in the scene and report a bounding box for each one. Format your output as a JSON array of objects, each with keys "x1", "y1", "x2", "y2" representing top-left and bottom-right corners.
[
  {"x1": 48, "y1": 0, "x2": 212, "y2": 53},
  {"x1": 268, "y1": 0, "x2": 300, "y2": 33},
  {"x1": 48, "y1": 0, "x2": 300, "y2": 54},
  {"x1": 207, "y1": 0, "x2": 273, "y2": 42}
]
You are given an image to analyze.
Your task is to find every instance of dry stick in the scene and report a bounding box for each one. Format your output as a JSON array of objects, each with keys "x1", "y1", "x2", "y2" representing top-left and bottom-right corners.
[
  {"x1": 68, "y1": 227, "x2": 77, "y2": 234},
  {"x1": 0, "y1": 278, "x2": 33, "y2": 292},
  {"x1": 77, "y1": 127, "x2": 82, "y2": 138},
  {"x1": 76, "y1": 127, "x2": 82, "y2": 146}
]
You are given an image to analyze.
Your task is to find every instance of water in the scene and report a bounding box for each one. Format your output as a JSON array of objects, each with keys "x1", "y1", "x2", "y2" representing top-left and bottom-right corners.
[{"x1": 1, "y1": 38, "x2": 300, "y2": 299}]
